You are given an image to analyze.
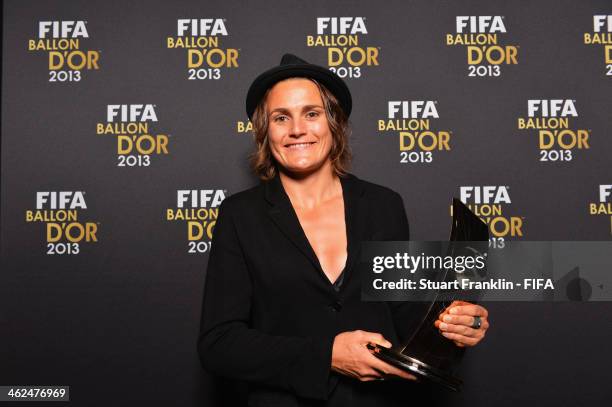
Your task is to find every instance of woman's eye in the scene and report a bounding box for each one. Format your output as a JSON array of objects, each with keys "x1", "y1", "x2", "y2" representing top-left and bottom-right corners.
[
  {"x1": 274, "y1": 115, "x2": 287, "y2": 122},
  {"x1": 307, "y1": 111, "x2": 319, "y2": 118}
]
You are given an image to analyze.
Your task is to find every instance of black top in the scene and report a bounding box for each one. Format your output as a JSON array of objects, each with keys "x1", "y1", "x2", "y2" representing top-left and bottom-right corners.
[{"x1": 198, "y1": 173, "x2": 428, "y2": 406}]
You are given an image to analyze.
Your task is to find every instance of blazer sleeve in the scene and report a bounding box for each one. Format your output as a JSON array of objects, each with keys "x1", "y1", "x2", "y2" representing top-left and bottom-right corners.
[{"x1": 197, "y1": 199, "x2": 336, "y2": 401}]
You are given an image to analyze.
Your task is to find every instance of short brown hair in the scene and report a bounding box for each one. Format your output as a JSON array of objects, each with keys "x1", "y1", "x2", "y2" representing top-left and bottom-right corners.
[{"x1": 249, "y1": 78, "x2": 352, "y2": 180}]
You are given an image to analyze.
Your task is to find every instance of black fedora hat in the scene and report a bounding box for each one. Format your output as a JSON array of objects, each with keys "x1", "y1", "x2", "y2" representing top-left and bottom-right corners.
[{"x1": 245, "y1": 53, "x2": 352, "y2": 120}]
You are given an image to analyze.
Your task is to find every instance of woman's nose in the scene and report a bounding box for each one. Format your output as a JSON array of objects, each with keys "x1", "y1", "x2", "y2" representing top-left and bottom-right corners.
[{"x1": 290, "y1": 117, "x2": 307, "y2": 137}]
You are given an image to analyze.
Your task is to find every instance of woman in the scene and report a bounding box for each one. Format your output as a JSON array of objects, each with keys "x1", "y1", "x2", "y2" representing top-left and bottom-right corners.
[{"x1": 198, "y1": 54, "x2": 490, "y2": 406}]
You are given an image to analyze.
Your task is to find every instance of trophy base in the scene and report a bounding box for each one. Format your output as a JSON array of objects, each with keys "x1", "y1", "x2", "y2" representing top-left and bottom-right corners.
[{"x1": 367, "y1": 344, "x2": 463, "y2": 392}]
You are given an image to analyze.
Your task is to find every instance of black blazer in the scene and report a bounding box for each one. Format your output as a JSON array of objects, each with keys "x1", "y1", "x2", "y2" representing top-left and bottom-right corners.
[{"x1": 198, "y1": 173, "x2": 425, "y2": 406}]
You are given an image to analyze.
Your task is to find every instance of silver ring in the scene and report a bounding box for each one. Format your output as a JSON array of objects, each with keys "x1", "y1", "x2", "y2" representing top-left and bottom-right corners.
[{"x1": 471, "y1": 316, "x2": 482, "y2": 329}]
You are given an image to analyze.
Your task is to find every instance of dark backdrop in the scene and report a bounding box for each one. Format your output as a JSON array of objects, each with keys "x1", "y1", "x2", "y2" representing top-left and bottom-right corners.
[{"x1": 2, "y1": 1, "x2": 611, "y2": 406}]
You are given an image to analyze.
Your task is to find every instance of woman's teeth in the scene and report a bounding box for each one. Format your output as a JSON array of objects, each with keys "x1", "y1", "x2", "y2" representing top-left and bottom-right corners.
[{"x1": 287, "y1": 142, "x2": 315, "y2": 149}]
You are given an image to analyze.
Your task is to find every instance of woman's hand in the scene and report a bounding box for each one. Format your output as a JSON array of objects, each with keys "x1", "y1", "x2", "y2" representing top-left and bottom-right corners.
[
  {"x1": 435, "y1": 300, "x2": 490, "y2": 347},
  {"x1": 331, "y1": 330, "x2": 417, "y2": 381}
]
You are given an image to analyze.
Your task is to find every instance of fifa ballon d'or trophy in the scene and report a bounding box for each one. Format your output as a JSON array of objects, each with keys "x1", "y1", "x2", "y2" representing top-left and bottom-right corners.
[{"x1": 368, "y1": 199, "x2": 489, "y2": 391}]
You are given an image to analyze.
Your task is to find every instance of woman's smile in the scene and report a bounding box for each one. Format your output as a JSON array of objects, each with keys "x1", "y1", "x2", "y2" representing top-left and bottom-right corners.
[{"x1": 285, "y1": 141, "x2": 318, "y2": 150}]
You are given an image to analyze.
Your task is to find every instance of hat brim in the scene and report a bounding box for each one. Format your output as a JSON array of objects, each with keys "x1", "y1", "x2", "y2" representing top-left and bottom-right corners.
[{"x1": 246, "y1": 64, "x2": 352, "y2": 120}]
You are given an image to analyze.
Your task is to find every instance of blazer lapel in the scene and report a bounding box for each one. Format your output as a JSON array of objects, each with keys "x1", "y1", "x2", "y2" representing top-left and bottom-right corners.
[
  {"x1": 264, "y1": 174, "x2": 325, "y2": 275},
  {"x1": 264, "y1": 173, "x2": 367, "y2": 288},
  {"x1": 339, "y1": 174, "x2": 366, "y2": 287}
]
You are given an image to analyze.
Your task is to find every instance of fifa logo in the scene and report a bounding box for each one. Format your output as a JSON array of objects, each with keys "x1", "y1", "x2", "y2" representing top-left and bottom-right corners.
[
  {"x1": 460, "y1": 186, "x2": 511, "y2": 204},
  {"x1": 456, "y1": 16, "x2": 506, "y2": 33},
  {"x1": 387, "y1": 101, "x2": 439, "y2": 119},
  {"x1": 317, "y1": 17, "x2": 367, "y2": 35},
  {"x1": 38, "y1": 21, "x2": 88, "y2": 38},
  {"x1": 176, "y1": 19, "x2": 228, "y2": 36},
  {"x1": 36, "y1": 191, "x2": 87, "y2": 209},
  {"x1": 527, "y1": 100, "x2": 578, "y2": 117},
  {"x1": 106, "y1": 105, "x2": 158, "y2": 122}
]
